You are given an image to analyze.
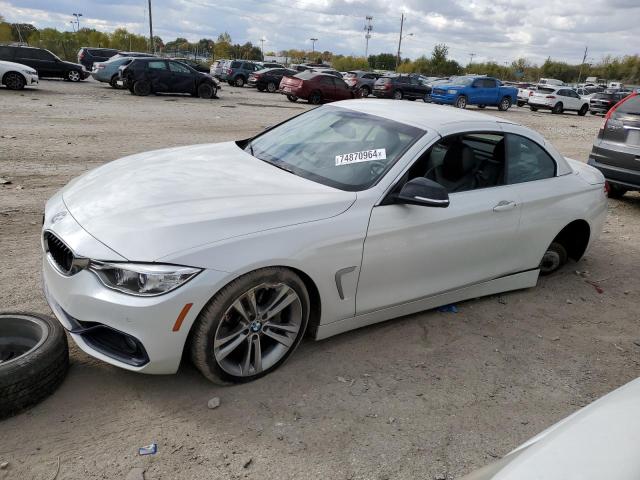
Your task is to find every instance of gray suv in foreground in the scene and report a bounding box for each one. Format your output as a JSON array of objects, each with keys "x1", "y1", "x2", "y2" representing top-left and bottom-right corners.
[{"x1": 588, "y1": 93, "x2": 640, "y2": 198}]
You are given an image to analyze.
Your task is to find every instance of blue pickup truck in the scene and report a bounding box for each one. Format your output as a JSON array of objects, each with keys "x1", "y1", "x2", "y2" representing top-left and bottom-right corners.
[{"x1": 430, "y1": 76, "x2": 517, "y2": 110}]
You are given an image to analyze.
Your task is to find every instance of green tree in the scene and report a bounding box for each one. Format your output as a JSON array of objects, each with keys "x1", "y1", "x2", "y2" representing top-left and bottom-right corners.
[{"x1": 332, "y1": 56, "x2": 369, "y2": 72}]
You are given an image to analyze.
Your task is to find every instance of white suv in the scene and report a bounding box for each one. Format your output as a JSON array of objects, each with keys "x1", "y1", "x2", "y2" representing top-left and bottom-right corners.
[{"x1": 529, "y1": 86, "x2": 589, "y2": 115}]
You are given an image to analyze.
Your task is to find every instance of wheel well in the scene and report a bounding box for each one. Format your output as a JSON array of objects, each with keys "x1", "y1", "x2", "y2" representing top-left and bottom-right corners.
[
  {"x1": 551, "y1": 220, "x2": 590, "y2": 261},
  {"x1": 2, "y1": 71, "x2": 26, "y2": 85}
]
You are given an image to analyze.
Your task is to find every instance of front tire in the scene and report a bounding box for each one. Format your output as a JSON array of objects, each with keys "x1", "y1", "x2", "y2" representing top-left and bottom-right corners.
[
  {"x1": 578, "y1": 104, "x2": 588, "y2": 116},
  {"x1": 308, "y1": 91, "x2": 322, "y2": 105},
  {"x1": 539, "y1": 242, "x2": 568, "y2": 276},
  {"x1": 67, "y1": 70, "x2": 81, "y2": 82},
  {"x1": 530, "y1": 106, "x2": 538, "y2": 112},
  {"x1": 266, "y1": 81, "x2": 277, "y2": 93},
  {"x1": 3, "y1": 72, "x2": 26, "y2": 90},
  {"x1": 198, "y1": 82, "x2": 215, "y2": 99},
  {"x1": 190, "y1": 268, "x2": 310, "y2": 384},
  {"x1": 392, "y1": 89, "x2": 403, "y2": 100},
  {"x1": 455, "y1": 95, "x2": 467, "y2": 109},
  {"x1": 234, "y1": 76, "x2": 245, "y2": 87},
  {"x1": 286, "y1": 94, "x2": 298, "y2": 102},
  {"x1": 360, "y1": 85, "x2": 370, "y2": 97},
  {"x1": 109, "y1": 75, "x2": 119, "y2": 88},
  {"x1": 498, "y1": 96, "x2": 511, "y2": 111}
]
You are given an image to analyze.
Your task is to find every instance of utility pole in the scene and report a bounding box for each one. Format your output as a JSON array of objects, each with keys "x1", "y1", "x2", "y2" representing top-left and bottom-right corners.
[
  {"x1": 364, "y1": 16, "x2": 373, "y2": 59},
  {"x1": 577, "y1": 46, "x2": 588, "y2": 85},
  {"x1": 148, "y1": 0, "x2": 155, "y2": 54},
  {"x1": 260, "y1": 37, "x2": 265, "y2": 61},
  {"x1": 468, "y1": 52, "x2": 476, "y2": 65},
  {"x1": 395, "y1": 13, "x2": 404, "y2": 71},
  {"x1": 310, "y1": 38, "x2": 318, "y2": 54},
  {"x1": 72, "y1": 13, "x2": 82, "y2": 31}
]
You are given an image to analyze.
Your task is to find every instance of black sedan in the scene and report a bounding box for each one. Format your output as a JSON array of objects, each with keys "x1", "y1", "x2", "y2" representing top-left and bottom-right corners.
[
  {"x1": 248, "y1": 67, "x2": 297, "y2": 93},
  {"x1": 121, "y1": 58, "x2": 219, "y2": 99}
]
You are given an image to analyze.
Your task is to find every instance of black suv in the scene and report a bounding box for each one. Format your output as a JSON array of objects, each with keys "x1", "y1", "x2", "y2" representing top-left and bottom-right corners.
[
  {"x1": 588, "y1": 93, "x2": 640, "y2": 198},
  {"x1": 77, "y1": 47, "x2": 119, "y2": 70},
  {"x1": 372, "y1": 75, "x2": 431, "y2": 101},
  {"x1": 122, "y1": 58, "x2": 219, "y2": 99},
  {"x1": 0, "y1": 45, "x2": 89, "y2": 81}
]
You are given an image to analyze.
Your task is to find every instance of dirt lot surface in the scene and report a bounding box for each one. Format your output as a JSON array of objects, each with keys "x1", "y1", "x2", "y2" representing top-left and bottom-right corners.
[{"x1": 1, "y1": 79, "x2": 639, "y2": 480}]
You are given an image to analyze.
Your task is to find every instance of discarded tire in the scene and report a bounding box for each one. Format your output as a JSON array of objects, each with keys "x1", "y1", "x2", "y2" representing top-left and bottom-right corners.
[{"x1": 0, "y1": 313, "x2": 69, "y2": 419}]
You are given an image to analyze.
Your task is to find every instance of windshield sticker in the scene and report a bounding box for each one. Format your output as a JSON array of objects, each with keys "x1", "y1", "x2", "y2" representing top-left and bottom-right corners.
[{"x1": 335, "y1": 148, "x2": 386, "y2": 166}]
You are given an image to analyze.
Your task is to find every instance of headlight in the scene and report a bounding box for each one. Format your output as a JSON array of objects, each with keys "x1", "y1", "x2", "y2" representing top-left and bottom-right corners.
[
  {"x1": 447, "y1": 89, "x2": 458, "y2": 94},
  {"x1": 89, "y1": 262, "x2": 201, "y2": 296},
  {"x1": 22, "y1": 69, "x2": 37, "y2": 75}
]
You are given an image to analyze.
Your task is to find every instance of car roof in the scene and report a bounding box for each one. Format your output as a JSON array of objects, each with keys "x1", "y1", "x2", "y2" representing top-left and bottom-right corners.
[{"x1": 332, "y1": 99, "x2": 518, "y2": 132}]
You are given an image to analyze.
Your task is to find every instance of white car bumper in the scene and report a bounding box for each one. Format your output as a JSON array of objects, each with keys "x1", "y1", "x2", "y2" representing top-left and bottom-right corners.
[
  {"x1": 25, "y1": 72, "x2": 39, "y2": 86},
  {"x1": 43, "y1": 253, "x2": 229, "y2": 374}
]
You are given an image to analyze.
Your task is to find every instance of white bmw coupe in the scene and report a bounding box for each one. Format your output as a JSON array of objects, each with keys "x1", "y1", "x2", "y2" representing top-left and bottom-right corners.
[{"x1": 42, "y1": 101, "x2": 607, "y2": 383}]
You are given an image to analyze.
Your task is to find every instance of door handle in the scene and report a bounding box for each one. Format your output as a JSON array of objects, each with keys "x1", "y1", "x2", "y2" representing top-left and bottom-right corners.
[{"x1": 493, "y1": 200, "x2": 517, "y2": 212}]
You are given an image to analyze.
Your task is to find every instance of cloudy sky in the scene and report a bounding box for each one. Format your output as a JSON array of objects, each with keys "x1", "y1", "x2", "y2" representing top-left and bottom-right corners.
[{"x1": 2, "y1": 0, "x2": 639, "y2": 65}]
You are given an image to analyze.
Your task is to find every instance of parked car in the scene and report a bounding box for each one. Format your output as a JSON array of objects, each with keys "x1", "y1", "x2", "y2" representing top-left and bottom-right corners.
[
  {"x1": 120, "y1": 58, "x2": 219, "y2": 98},
  {"x1": 109, "y1": 51, "x2": 155, "y2": 61},
  {"x1": 42, "y1": 101, "x2": 606, "y2": 384},
  {"x1": 343, "y1": 70, "x2": 380, "y2": 97},
  {"x1": 516, "y1": 83, "x2": 536, "y2": 106},
  {"x1": 92, "y1": 57, "x2": 136, "y2": 87},
  {"x1": 210, "y1": 59, "x2": 229, "y2": 78},
  {"x1": 459, "y1": 376, "x2": 640, "y2": 480},
  {"x1": 0, "y1": 45, "x2": 89, "y2": 81},
  {"x1": 588, "y1": 93, "x2": 640, "y2": 198},
  {"x1": 171, "y1": 58, "x2": 209, "y2": 73},
  {"x1": 77, "y1": 47, "x2": 119, "y2": 71},
  {"x1": 279, "y1": 71, "x2": 358, "y2": 104},
  {"x1": 219, "y1": 60, "x2": 262, "y2": 87},
  {"x1": 589, "y1": 91, "x2": 629, "y2": 115},
  {"x1": 576, "y1": 85, "x2": 604, "y2": 99},
  {"x1": 258, "y1": 62, "x2": 283, "y2": 69},
  {"x1": 529, "y1": 86, "x2": 590, "y2": 115},
  {"x1": 538, "y1": 77, "x2": 564, "y2": 86},
  {"x1": 430, "y1": 76, "x2": 517, "y2": 110},
  {"x1": 372, "y1": 75, "x2": 431, "y2": 101},
  {"x1": 0, "y1": 59, "x2": 38, "y2": 90},
  {"x1": 312, "y1": 68, "x2": 343, "y2": 78},
  {"x1": 248, "y1": 67, "x2": 296, "y2": 93}
]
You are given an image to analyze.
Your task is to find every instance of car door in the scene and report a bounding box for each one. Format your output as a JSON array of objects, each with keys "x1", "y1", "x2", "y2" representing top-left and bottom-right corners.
[
  {"x1": 499, "y1": 127, "x2": 566, "y2": 271},
  {"x1": 319, "y1": 75, "x2": 335, "y2": 99},
  {"x1": 168, "y1": 61, "x2": 194, "y2": 94},
  {"x1": 333, "y1": 77, "x2": 352, "y2": 100},
  {"x1": 469, "y1": 78, "x2": 486, "y2": 104},
  {"x1": 146, "y1": 60, "x2": 171, "y2": 92},
  {"x1": 356, "y1": 131, "x2": 523, "y2": 315},
  {"x1": 481, "y1": 78, "x2": 498, "y2": 104}
]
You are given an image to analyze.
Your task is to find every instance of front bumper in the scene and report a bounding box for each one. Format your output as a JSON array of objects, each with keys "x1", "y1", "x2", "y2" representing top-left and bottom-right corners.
[
  {"x1": 43, "y1": 253, "x2": 229, "y2": 374},
  {"x1": 429, "y1": 93, "x2": 456, "y2": 104},
  {"x1": 372, "y1": 89, "x2": 392, "y2": 98},
  {"x1": 26, "y1": 73, "x2": 39, "y2": 86}
]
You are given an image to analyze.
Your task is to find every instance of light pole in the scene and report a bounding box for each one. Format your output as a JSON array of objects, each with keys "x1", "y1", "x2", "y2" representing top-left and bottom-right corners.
[
  {"x1": 260, "y1": 37, "x2": 266, "y2": 61},
  {"x1": 310, "y1": 38, "x2": 318, "y2": 54},
  {"x1": 395, "y1": 14, "x2": 412, "y2": 71},
  {"x1": 364, "y1": 16, "x2": 373, "y2": 59},
  {"x1": 72, "y1": 13, "x2": 82, "y2": 31},
  {"x1": 69, "y1": 20, "x2": 76, "y2": 33}
]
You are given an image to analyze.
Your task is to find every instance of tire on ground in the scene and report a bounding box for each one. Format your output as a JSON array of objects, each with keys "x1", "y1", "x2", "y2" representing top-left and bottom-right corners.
[
  {"x1": 0, "y1": 313, "x2": 69, "y2": 419},
  {"x1": 189, "y1": 267, "x2": 310, "y2": 385}
]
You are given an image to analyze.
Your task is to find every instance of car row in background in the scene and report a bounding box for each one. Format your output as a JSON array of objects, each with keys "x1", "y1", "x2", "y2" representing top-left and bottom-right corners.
[
  {"x1": 430, "y1": 75, "x2": 517, "y2": 110},
  {"x1": 0, "y1": 44, "x2": 88, "y2": 82},
  {"x1": 279, "y1": 70, "x2": 359, "y2": 104},
  {"x1": 248, "y1": 67, "x2": 297, "y2": 92}
]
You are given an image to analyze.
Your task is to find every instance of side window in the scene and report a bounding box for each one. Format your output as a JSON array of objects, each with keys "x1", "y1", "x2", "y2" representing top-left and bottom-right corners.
[
  {"x1": 35, "y1": 50, "x2": 54, "y2": 60},
  {"x1": 0, "y1": 46, "x2": 13, "y2": 59},
  {"x1": 482, "y1": 78, "x2": 497, "y2": 88},
  {"x1": 148, "y1": 61, "x2": 167, "y2": 70},
  {"x1": 505, "y1": 134, "x2": 556, "y2": 184},
  {"x1": 404, "y1": 132, "x2": 506, "y2": 194},
  {"x1": 321, "y1": 76, "x2": 333, "y2": 85},
  {"x1": 168, "y1": 61, "x2": 190, "y2": 73}
]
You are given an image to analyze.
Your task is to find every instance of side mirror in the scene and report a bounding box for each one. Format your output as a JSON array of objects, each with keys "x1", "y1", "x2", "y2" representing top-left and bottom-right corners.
[{"x1": 395, "y1": 177, "x2": 449, "y2": 208}]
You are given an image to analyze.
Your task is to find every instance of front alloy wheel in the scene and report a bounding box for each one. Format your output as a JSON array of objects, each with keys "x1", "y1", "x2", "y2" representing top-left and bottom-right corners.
[
  {"x1": 4, "y1": 72, "x2": 26, "y2": 90},
  {"x1": 267, "y1": 82, "x2": 277, "y2": 93},
  {"x1": 67, "y1": 70, "x2": 81, "y2": 82},
  {"x1": 455, "y1": 96, "x2": 467, "y2": 109},
  {"x1": 190, "y1": 268, "x2": 309, "y2": 383}
]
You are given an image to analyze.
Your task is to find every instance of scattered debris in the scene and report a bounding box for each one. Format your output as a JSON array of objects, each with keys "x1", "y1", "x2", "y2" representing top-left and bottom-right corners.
[
  {"x1": 585, "y1": 280, "x2": 604, "y2": 294},
  {"x1": 207, "y1": 397, "x2": 221, "y2": 409},
  {"x1": 551, "y1": 336, "x2": 560, "y2": 341},
  {"x1": 0, "y1": 178, "x2": 11, "y2": 185},
  {"x1": 566, "y1": 299, "x2": 573, "y2": 304},
  {"x1": 437, "y1": 304, "x2": 458, "y2": 313},
  {"x1": 487, "y1": 451, "x2": 500, "y2": 458},
  {"x1": 0, "y1": 461, "x2": 8, "y2": 469},
  {"x1": 138, "y1": 443, "x2": 157, "y2": 456},
  {"x1": 1, "y1": 135, "x2": 16, "y2": 139},
  {"x1": 633, "y1": 340, "x2": 640, "y2": 348},
  {"x1": 498, "y1": 296, "x2": 507, "y2": 305},
  {"x1": 434, "y1": 474, "x2": 447, "y2": 480},
  {"x1": 243, "y1": 458, "x2": 253, "y2": 468},
  {"x1": 624, "y1": 290, "x2": 630, "y2": 295},
  {"x1": 15, "y1": 185, "x2": 23, "y2": 190},
  {"x1": 614, "y1": 344, "x2": 625, "y2": 352},
  {"x1": 170, "y1": 445, "x2": 183, "y2": 454},
  {"x1": 387, "y1": 417, "x2": 396, "y2": 424},
  {"x1": 336, "y1": 376, "x2": 348, "y2": 383},
  {"x1": 125, "y1": 467, "x2": 146, "y2": 480}
]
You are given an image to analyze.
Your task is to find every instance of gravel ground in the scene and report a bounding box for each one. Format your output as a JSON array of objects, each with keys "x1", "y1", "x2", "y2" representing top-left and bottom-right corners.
[{"x1": 0, "y1": 79, "x2": 639, "y2": 480}]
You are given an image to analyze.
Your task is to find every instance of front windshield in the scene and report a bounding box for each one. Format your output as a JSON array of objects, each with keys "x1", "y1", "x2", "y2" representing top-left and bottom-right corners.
[{"x1": 244, "y1": 106, "x2": 425, "y2": 191}]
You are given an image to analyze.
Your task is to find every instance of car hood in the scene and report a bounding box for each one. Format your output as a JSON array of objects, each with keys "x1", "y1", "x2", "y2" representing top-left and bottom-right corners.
[
  {"x1": 460, "y1": 377, "x2": 640, "y2": 480},
  {"x1": 62, "y1": 142, "x2": 356, "y2": 262},
  {"x1": 0, "y1": 60, "x2": 36, "y2": 72}
]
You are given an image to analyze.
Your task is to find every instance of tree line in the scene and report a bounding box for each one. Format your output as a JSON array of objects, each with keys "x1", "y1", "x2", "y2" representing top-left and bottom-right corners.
[{"x1": 1, "y1": 18, "x2": 638, "y2": 83}]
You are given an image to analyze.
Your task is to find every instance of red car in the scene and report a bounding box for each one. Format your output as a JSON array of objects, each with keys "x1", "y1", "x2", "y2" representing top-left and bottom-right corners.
[{"x1": 279, "y1": 71, "x2": 360, "y2": 104}]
